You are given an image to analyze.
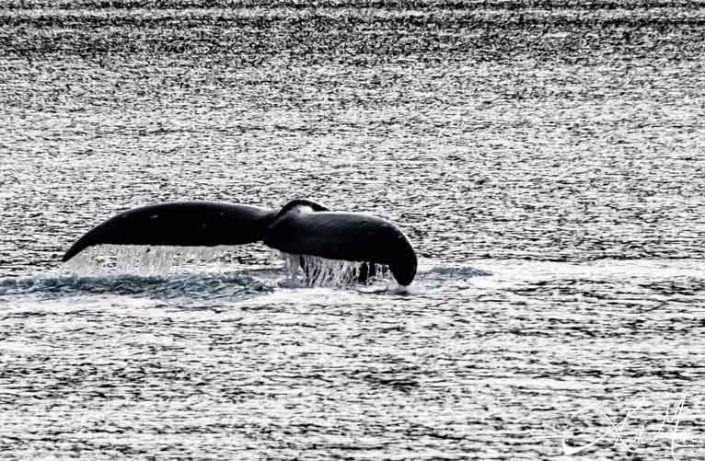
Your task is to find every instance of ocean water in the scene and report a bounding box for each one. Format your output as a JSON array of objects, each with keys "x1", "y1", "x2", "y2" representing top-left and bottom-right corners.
[{"x1": 1, "y1": 1, "x2": 704, "y2": 459}]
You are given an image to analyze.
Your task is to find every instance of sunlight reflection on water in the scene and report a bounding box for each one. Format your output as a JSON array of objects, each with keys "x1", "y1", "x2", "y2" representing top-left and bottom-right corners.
[{"x1": 1, "y1": 2, "x2": 704, "y2": 459}]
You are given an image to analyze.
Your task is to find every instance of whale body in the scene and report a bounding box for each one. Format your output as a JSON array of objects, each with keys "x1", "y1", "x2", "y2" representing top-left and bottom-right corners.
[{"x1": 62, "y1": 199, "x2": 417, "y2": 286}]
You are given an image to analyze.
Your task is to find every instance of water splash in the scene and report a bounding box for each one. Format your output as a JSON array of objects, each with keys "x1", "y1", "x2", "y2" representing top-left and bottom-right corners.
[
  {"x1": 281, "y1": 253, "x2": 392, "y2": 288},
  {"x1": 58, "y1": 245, "x2": 396, "y2": 290},
  {"x1": 62, "y1": 245, "x2": 240, "y2": 276}
]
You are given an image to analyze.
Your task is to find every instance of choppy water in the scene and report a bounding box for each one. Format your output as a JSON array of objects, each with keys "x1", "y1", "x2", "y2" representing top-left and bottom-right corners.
[{"x1": 1, "y1": 1, "x2": 704, "y2": 459}]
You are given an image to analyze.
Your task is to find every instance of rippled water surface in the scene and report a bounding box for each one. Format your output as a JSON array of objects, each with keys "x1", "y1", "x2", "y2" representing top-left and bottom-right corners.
[{"x1": 1, "y1": 1, "x2": 704, "y2": 459}]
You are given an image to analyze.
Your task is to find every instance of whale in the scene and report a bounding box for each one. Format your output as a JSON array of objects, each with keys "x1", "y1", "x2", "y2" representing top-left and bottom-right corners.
[{"x1": 62, "y1": 199, "x2": 417, "y2": 286}]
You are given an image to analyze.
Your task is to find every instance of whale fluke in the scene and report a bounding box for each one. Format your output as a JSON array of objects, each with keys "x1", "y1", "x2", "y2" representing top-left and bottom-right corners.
[
  {"x1": 264, "y1": 205, "x2": 417, "y2": 286},
  {"x1": 61, "y1": 202, "x2": 277, "y2": 262},
  {"x1": 62, "y1": 199, "x2": 417, "y2": 286}
]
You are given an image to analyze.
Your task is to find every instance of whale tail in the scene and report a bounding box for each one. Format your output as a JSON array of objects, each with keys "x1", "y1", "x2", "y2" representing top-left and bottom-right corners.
[{"x1": 62, "y1": 200, "x2": 417, "y2": 286}]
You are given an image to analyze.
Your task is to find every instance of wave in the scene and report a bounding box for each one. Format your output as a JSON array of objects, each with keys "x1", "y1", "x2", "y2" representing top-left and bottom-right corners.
[
  {"x1": 421, "y1": 265, "x2": 491, "y2": 278},
  {"x1": 0, "y1": 272, "x2": 271, "y2": 301}
]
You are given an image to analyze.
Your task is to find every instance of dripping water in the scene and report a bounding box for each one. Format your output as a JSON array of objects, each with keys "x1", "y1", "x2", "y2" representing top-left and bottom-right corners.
[
  {"x1": 59, "y1": 245, "x2": 394, "y2": 289},
  {"x1": 61, "y1": 245, "x2": 240, "y2": 276},
  {"x1": 281, "y1": 252, "x2": 391, "y2": 288}
]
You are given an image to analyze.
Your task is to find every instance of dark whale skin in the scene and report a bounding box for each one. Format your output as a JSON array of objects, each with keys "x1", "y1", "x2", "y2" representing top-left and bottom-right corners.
[{"x1": 62, "y1": 202, "x2": 276, "y2": 262}]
